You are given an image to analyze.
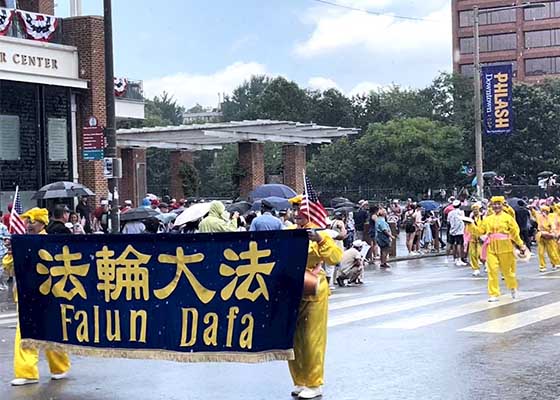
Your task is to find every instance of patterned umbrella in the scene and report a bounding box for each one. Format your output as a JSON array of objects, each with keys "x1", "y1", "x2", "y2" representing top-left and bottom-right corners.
[{"x1": 31, "y1": 181, "x2": 95, "y2": 200}]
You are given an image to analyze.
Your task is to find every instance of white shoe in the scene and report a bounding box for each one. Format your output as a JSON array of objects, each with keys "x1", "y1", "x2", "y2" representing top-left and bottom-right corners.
[
  {"x1": 298, "y1": 386, "x2": 323, "y2": 399},
  {"x1": 488, "y1": 296, "x2": 499, "y2": 302},
  {"x1": 11, "y1": 378, "x2": 39, "y2": 386},
  {"x1": 553, "y1": 266, "x2": 560, "y2": 271},
  {"x1": 511, "y1": 289, "x2": 518, "y2": 299},
  {"x1": 51, "y1": 372, "x2": 68, "y2": 380},
  {"x1": 454, "y1": 260, "x2": 461, "y2": 266},
  {"x1": 472, "y1": 270, "x2": 481, "y2": 277},
  {"x1": 291, "y1": 386, "x2": 306, "y2": 396},
  {"x1": 459, "y1": 260, "x2": 468, "y2": 266}
]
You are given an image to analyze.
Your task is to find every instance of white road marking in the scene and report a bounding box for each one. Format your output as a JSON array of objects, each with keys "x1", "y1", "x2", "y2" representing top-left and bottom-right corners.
[
  {"x1": 459, "y1": 301, "x2": 560, "y2": 333},
  {"x1": 328, "y1": 292, "x2": 478, "y2": 328},
  {"x1": 0, "y1": 317, "x2": 18, "y2": 326},
  {"x1": 329, "y1": 292, "x2": 417, "y2": 311},
  {"x1": 373, "y1": 291, "x2": 548, "y2": 330},
  {"x1": 0, "y1": 312, "x2": 17, "y2": 320}
]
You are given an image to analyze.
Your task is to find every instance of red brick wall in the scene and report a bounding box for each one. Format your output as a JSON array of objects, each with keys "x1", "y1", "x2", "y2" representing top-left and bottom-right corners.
[
  {"x1": 120, "y1": 148, "x2": 146, "y2": 206},
  {"x1": 63, "y1": 16, "x2": 108, "y2": 205},
  {"x1": 169, "y1": 151, "x2": 194, "y2": 200},
  {"x1": 238, "y1": 142, "x2": 265, "y2": 199},
  {"x1": 17, "y1": 0, "x2": 54, "y2": 14},
  {"x1": 282, "y1": 144, "x2": 306, "y2": 194}
]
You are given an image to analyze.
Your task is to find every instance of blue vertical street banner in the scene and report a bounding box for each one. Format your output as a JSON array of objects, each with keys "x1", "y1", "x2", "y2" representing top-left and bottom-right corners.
[
  {"x1": 481, "y1": 64, "x2": 514, "y2": 135},
  {"x1": 11, "y1": 231, "x2": 309, "y2": 363}
]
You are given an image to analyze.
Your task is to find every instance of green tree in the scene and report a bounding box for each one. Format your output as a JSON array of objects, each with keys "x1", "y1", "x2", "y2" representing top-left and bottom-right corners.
[
  {"x1": 310, "y1": 88, "x2": 355, "y2": 127},
  {"x1": 222, "y1": 75, "x2": 270, "y2": 121},
  {"x1": 180, "y1": 162, "x2": 201, "y2": 197}
]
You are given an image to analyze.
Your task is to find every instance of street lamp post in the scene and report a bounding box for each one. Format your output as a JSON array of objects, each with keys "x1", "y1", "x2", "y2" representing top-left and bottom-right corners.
[
  {"x1": 104, "y1": 0, "x2": 119, "y2": 233},
  {"x1": 472, "y1": 2, "x2": 545, "y2": 199}
]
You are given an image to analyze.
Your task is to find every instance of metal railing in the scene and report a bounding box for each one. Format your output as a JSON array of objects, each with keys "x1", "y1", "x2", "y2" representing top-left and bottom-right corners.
[{"x1": 117, "y1": 79, "x2": 144, "y2": 102}]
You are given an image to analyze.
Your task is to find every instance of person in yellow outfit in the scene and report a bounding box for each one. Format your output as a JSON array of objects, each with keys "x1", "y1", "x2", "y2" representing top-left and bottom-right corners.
[
  {"x1": 470, "y1": 196, "x2": 527, "y2": 302},
  {"x1": 535, "y1": 206, "x2": 560, "y2": 272},
  {"x1": 466, "y1": 203, "x2": 483, "y2": 277},
  {"x1": 288, "y1": 210, "x2": 343, "y2": 399},
  {"x1": 11, "y1": 207, "x2": 71, "y2": 386}
]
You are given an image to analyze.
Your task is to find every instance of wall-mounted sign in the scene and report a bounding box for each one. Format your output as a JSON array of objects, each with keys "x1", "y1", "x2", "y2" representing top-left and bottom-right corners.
[
  {"x1": 0, "y1": 114, "x2": 20, "y2": 160},
  {"x1": 0, "y1": 36, "x2": 86, "y2": 89},
  {"x1": 83, "y1": 118, "x2": 104, "y2": 161},
  {"x1": 48, "y1": 118, "x2": 68, "y2": 161},
  {"x1": 482, "y1": 64, "x2": 514, "y2": 135}
]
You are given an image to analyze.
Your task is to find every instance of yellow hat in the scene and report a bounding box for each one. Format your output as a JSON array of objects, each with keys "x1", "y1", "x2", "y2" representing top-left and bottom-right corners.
[
  {"x1": 490, "y1": 196, "x2": 505, "y2": 204},
  {"x1": 20, "y1": 207, "x2": 49, "y2": 225},
  {"x1": 471, "y1": 203, "x2": 481, "y2": 210},
  {"x1": 288, "y1": 195, "x2": 303, "y2": 205}
]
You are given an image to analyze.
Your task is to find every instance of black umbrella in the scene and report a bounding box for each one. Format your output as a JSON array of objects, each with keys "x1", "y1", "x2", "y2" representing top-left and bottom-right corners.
[
  {"x1": 120, "y1": 207, "x2": 159, "y2": 222},
  {"x1": 538, "y1": 171, "x2": 554, "y2": 178},
  {"x1": 334, "y1": 206, "x2": 355, "y2": 214},
  {"x1": 32, "y1": 181, "x2": 95, "y2": 200},
  {"x1": 336, "y1": 201, "x2": 356, "y2": 208},
  {"x1": 227, "y1": 201, "x2": 252, "y2": 215},
  {"x1": 330, "y1": 197, "x2": 350, "y2": 208},
  {"x1": 482, "y1": 171, "x2": 497, "y2": 179}
]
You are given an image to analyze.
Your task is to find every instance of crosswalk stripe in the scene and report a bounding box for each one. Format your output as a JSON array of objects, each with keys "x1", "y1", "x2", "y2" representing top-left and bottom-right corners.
[
  {"x1": 373, "y1": 291, "x2": 548, "y2": 330},
  {"x1": 328, "y1": 292, "x2": 477, "y2": 328},
  {"x1": 329, "y1": 292, "x2": 417, "y2": 311},
  {"x1": 0, "y1": 318, "x2": 18, "y2": 326},
  {"x1": 459, "y1": 301, "x2": 560, "y2": 333},
  {"x1": 330, "y1": 293, "x2": 362, "y2": 300},
  {"x1": 0, "y1": 313, "x2": 17, "y2": 320}
]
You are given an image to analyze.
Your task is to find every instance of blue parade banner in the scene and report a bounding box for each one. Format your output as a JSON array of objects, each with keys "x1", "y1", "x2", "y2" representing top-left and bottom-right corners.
[
  {"x1": 11, "y1": 231, "x2": 309, "y2": 363},
  {"x1": 481, "y1": 64, "x2": 514, "y2": 135}
]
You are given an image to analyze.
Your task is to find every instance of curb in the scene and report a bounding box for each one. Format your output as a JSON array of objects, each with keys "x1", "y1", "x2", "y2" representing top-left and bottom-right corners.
[{"x1": 364, "y1": 252, "x2": 446, "y2": 269}]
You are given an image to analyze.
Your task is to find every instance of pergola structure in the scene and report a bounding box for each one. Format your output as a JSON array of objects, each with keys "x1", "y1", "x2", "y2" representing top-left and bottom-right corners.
[{"x1": 116, "y1": 120, "x2": 359, "y2": 202}]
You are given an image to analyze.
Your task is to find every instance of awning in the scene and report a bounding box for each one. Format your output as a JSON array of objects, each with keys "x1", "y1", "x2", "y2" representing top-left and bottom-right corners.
[{"x1": 0, "y1": 70, "x2": 88, "y2": 89}]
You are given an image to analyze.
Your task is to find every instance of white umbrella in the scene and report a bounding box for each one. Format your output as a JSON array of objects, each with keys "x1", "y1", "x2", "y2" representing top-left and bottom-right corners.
[{"x1": 174, "y1": 203, "x2": 212, "y2": 226}]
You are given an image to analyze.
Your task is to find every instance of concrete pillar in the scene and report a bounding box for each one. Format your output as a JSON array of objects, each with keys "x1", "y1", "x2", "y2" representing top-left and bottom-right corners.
[
  {"x1": 282, "y1": 144, "x2": 306, "y2": 194},
  {"x1": 17, "y1": 0, "x2": 55, "y2": 14},
  {"x1": 63, "y1": 16, "x2": 108, "y2": 205},
  {"x1": 238, "y1": 142, "x2": 264, "y2": 199},
  {"x1": 119, "y1": 148, "x2": 146, "y2": 206},
  {"x1": 169, "y1": 150, "x2": 194, "y2": 200}
]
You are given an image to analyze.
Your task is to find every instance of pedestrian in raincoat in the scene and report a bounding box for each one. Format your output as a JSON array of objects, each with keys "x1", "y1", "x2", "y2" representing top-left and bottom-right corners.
[
  {"x1": 534, "y1": 205, "x2": 560, "y2": 272},
  {"x1": 11, "y1": 208, "x2": 71, "y2": 386},
  {"x1": 469, "y1": 197, "x2": 527, "y2": 302},
  {"x1": 289, "y1": 209, "x2": 343, "y2": 399},
  {"x1": 198, "y1": 201, "x2": 238, "y2": 233}
]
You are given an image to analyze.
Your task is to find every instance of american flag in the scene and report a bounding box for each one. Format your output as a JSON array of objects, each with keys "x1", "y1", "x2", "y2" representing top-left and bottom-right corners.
[
  {"x1": 301, "y1": 175, "x2": 328, "y2": 228},
  {"x1": 9, "y1": 187, "x2": 26, "y2": 235}
]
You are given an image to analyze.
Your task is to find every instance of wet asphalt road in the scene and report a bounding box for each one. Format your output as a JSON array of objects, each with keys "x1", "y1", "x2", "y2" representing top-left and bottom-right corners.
[{"x1": 1, "y1": 255, "x2": 560, "y2": 400}]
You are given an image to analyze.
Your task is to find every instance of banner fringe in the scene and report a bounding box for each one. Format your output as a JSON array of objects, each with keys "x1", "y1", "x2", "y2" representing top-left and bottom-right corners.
[{"x1": 21, "y1": 339, "x2": 294, "y2": 364}]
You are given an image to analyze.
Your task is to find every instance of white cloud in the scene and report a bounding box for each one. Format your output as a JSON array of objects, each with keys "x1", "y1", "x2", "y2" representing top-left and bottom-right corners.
[
  {"x1": 295, "y1": 1, "x2": 451, "y2": 62},
  {"x1": 349, "y1": 81, "x2": 384, "y2": 96},
  {"x1": 308, "y1": 76, "x2": 340, "y2": 91},
  {"x1": 143, "y1": 62, "x2": 269, "y2": 108}
]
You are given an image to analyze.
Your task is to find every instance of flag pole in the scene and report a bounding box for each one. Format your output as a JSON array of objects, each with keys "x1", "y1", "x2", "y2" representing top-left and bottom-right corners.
[
  {"x1": 9, "y1": 185, "x2": 19, "y2": 234},
  {"x1": 302, "y1": 171, "x2": 310, "y2": 221}
]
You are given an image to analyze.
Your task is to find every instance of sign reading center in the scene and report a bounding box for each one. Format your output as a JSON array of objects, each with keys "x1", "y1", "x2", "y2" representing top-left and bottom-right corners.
[{"x1": 83, "y1": 116, "x2": 104, "y2": 161}]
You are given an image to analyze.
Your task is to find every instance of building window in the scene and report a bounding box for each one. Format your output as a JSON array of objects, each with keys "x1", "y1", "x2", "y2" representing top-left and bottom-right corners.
[
  {"x1": 524, "y1": 1, "x2": 560, "y2": 20},
  {"x1": 459, "y1": 8, "x2": 516, "y2": 27},
  {"x1": 525, "y1": 57, "x2": 560, "y2": 76},
  {"x1": 460, "y1": 61, "x2": 518, "y2": 77},
  {"x1": 525, "y1": 29, "x2": 560, "y2": 48},
  {"x1": 0, "y1": 115, "x2": 20, "y2": 161},
  {"x1": 460, "y1": 33, "x2": 517, "y2": 54}
]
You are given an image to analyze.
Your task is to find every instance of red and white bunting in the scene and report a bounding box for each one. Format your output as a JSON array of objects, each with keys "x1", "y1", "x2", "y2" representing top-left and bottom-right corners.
[
  {"x1": 0, "y1": 8, "x2": 14, "y2": 35},
  {"x1": 114, "y1": 77, "x2": 128, "y2": 97},
  {"x1": 16, "y1": 10, "x2": 58, "y2": 42}
]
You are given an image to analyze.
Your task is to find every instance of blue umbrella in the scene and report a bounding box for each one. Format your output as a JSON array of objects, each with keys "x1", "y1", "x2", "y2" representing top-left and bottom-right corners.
[
  {"x1": 251, "y1": 196, "x2": 291, "y2": 211},
  {"x1": 418, "y1": 200, "x2": 441, "y2": 212},
  {"x1": 249, "y1": 184, "x2": 297, "y2": 201}
]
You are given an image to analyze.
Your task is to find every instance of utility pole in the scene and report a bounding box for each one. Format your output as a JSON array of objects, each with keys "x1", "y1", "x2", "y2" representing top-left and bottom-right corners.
[
  {"x1": 473, "y1": 5, "x2": 483, "y2": 199},
  {"x1": 104, "y1": 0, "x2": 119, "y2": 233}
]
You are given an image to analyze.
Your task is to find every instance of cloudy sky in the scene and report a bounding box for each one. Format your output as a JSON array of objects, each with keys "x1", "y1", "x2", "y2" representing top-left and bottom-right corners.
[{"x1": 56, "y1": 0, "x2": 452, "y2": 109}]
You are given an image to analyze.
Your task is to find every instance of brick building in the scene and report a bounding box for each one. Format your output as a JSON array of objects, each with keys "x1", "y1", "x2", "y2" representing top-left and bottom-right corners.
[
  {"x1": 453, "y1": 0, "x2": 560, "y2": 81},
  {"x1": 0, "y1": 0, "x2": 143, "y2": 210}
]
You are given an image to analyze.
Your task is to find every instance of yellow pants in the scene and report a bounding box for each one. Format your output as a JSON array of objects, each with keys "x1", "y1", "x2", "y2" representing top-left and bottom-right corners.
[
  {"x1": 469, "y1": 241, "x2": 481, "y2": 270},
  {"x1": 487, "y1": 251, "x2": 517, "y2": 297},
  {"x1": 289, "y1": 276, "x2": 328, "y2": 388},
  {"x1": 14, "y1": 324, "x2": 70, "y2": 380},
  {"x1": 537, "y1": 238, "x2": 560, "y2": 268}
]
